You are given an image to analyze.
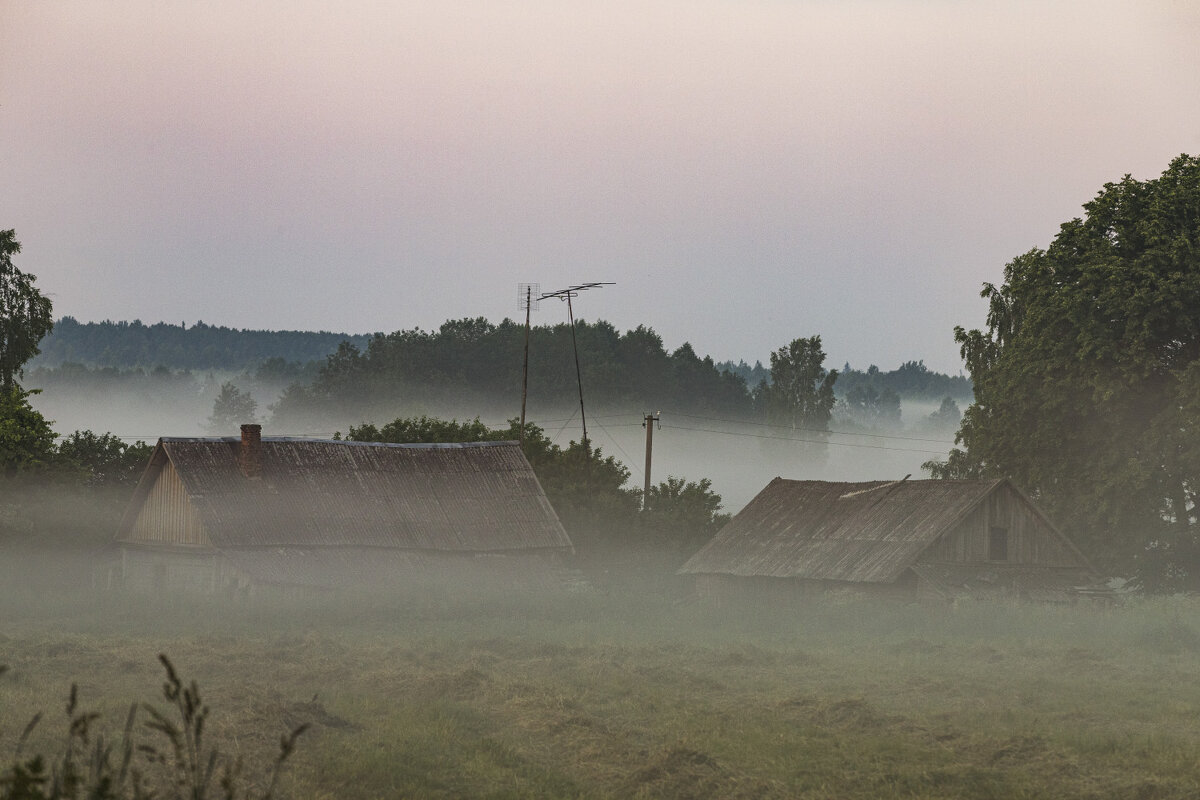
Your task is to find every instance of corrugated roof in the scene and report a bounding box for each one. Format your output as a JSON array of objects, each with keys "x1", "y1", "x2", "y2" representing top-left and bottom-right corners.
[
  {"x1": 678, "y1": 477, "x2": 1006, "y2": 582},
  {"x1": 117, "y1": 438, "x2": 571, "y2": 554}
]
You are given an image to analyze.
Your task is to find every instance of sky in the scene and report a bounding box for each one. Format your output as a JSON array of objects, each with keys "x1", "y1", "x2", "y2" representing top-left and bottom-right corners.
[{"x1": 3, "y1": 1, "x2": 1199, "y2": 374}]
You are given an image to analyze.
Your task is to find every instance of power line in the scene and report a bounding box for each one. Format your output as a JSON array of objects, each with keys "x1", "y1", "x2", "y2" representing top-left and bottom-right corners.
[
  {"x1": 657, "y1": 422, "x2": 945, "y2": 453},
  {"x1": 664, "y1": 410, "x2": 958, "y2": 446},
  {"x1": 590, "y1": 417, "x2": 644, "y2": 480}
]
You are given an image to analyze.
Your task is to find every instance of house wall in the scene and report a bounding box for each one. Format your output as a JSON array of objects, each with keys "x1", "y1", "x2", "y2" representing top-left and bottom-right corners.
[
  {"x1": 921, "y1": 484, "x2": 1081, "y2": 566},
  {"x1": 119, "y1": 545, "x2": 227, "y2": 595},
  {"x1": 124, "y1": 462, "x2": 211, "y2": 546},
  {"x1": 116, "y1": 547, "x2": 570, "y2": 599}
]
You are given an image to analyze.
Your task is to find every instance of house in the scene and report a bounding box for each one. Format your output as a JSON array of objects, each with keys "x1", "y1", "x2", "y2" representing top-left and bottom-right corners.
[
  {"x1": 678, "y1": 477, "x2": 1098, "y2": 603},
  {"x1": 114, "y1": 425, "x2": 572, "y2": 595}
]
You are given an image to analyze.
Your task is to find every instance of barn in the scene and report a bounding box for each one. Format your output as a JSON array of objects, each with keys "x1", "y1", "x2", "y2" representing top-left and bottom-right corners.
[
  {"x1": 678, "y1": 477, "x2": 1099, "y2": 603},
  {"x1": 114, "y1": 425, "x2": 572, "y2": 596}
]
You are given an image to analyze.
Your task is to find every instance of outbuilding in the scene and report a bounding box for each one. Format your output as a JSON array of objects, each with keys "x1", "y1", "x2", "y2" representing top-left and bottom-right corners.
[
  {"x1": 114, "y1": 425, "x2": 572, "y2": 595},
  {"x1": 678, "y1": 477, "x2": 1098, "y2": 603}
]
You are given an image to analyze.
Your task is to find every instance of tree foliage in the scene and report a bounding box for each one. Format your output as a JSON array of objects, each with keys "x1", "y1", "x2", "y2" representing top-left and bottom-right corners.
[
  {"x1": 836, "y1": 360, "x2": 972, "y2": 402},
  {"x1": 0, "y1": 388, "x2": 58, "y2": 477},
  {"x1": 207, "y1": 382, "x2": 258, "y2": 433},
  {"x1": 271, "y1": 319, "x2": 757, "y2": 427},
  {"x1": 30, "y1": 317, "x2": 371, "y2": 372},
  {"x1": 56, "y1": 431, "x2": 152, "y2": 489},
  {"x1": 0, "y1": 231, "x2": 54, "y2": 393},
  {"x1": 839, "y1": 384, "x2": 902, "y2": 429},
  {"x1": 762, "y1": 336, "x2": 838, "y2": 433},
  {"x1": 641, "y1": 476, "x2": 731, "y2": 556},
  {"x1": 928, "y1": 154, "x2": 1200, "y2": 582}
]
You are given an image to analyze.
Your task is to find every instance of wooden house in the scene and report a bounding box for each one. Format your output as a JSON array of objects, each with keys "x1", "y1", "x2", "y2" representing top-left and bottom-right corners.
[
  {"x1": 114, "y1": 425, "x2": 572, "y2": 595},
  {"x1": 678, "y1": 477, "x2": 1098, "y2": 603}
]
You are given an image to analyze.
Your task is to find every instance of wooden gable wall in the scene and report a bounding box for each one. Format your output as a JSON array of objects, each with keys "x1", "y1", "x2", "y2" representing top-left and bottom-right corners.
[
  {"x1": 125, "y1": 460, "x2": 212, "y2": 547},
  {"x1": 920, "y1": 483, "x2": 1082, "y2": 567}
]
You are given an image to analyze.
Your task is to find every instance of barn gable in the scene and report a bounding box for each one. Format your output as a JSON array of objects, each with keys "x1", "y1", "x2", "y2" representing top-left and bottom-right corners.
[
  {"x1": 679, "y1": 477, "x2": 1094, "y2": 591},
  {"x1": 918, "y1": 481, "x2": 1085, "y2": 567},
  {"x1": 124, "y1": 458, "x2": 213, "y2": 547}
]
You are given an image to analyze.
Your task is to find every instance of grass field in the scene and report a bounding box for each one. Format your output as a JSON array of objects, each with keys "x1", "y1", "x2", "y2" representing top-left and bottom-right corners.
[{"x1": 4, "y1": 562, "x2": 1200, "y2": 798}]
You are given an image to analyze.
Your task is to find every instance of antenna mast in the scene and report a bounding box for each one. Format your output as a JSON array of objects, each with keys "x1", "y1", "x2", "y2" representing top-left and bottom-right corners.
[
  {"x1": 539, "y1": 282, "x2": 613, "y2": 462},
  {"x1": 517, "y1": 283, "x2": 539, "y2": 447}
]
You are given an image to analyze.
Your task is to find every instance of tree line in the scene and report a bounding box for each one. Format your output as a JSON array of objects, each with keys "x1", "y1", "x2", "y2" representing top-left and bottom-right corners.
[{"x1": 29, "y1": 317, "x2": 373, "y2": 371}]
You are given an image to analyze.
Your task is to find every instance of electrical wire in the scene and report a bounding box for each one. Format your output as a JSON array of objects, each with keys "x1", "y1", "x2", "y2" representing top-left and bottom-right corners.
[
  {"x1": 665, "y1": 410, "x2": 958, "y2": 445},
  {"x1": 590, "y1": 418, "x2": 644, "y2": 480},
  {"x1": 658, "y1": 422, "x2": 949, "y2": 455}
]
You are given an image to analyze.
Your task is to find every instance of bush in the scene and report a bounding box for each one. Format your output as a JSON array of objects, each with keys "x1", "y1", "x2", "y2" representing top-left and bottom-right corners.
[{"x1": 0, "y1": 656, "x2": 306, "y2": 800}]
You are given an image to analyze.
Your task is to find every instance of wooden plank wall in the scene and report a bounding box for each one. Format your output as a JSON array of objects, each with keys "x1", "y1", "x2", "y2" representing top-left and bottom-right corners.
[
  {"x1": 126, "y1": 462, "x2": 212, "y2": 546},
  {"x1": 923, "y1": 485, "x2": 1078, "y2": 566}
]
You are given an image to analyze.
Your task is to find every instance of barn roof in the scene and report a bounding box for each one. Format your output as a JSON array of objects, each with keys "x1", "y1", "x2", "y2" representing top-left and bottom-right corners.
[
  {"x1": 116, "y1": 437, "x2": 571, "y2": 554},
  {"x1": 678, "y1": 477, "x2": 1078, "y2": 583}
]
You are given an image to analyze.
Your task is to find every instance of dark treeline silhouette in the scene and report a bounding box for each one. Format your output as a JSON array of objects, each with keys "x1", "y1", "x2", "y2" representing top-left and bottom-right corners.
[
  {"x1": 836, "y1": 361, "x2": 972, "y2": 401},
  {"x1": 30, "y1": 317, "x2": 373, "y2": 371},
  {"x1": 718, "y1": 357, "x2": 971, "y2": 404},
  {"x1": 28, "y1": 315, "x2": 972, "y2": 434},
  {"x1": 271, "y1": 318, "x2": 756, "y2": 426}
]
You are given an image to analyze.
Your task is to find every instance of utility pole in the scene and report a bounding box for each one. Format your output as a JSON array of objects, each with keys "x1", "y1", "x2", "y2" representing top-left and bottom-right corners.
[
  {"x1": 517, "y1": 283, "x2": 539, "y2": 447},
  {"x1": 643, "y1": 411, "x2": 660, "y2": 510},
  {"x1": 538, "y1": 282, "x2": 613, "y2": 463}
]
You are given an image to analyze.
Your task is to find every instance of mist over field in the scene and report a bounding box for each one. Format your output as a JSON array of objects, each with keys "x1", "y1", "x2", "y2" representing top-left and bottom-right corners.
[
  {"x1": 6, "y1": 549, "x2": 1200, "y2": 799},
  {"x1": 24, "y1": 377, "x2": 954, "y2": 512}
]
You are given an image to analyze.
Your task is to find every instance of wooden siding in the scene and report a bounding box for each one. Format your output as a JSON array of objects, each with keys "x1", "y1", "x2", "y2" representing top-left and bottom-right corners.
[
  {"x1": 921, "y1": 484, "x2": 1078, "y2": 566},
  {"x1": 120, "y1": 547, "x2": 225, "y2": 594},
  {"x1": 124, "y1": 461, "x2": 212, "y2": 546}
]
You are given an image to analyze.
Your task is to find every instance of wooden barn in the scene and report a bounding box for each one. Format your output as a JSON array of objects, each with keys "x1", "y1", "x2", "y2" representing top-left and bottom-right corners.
[
  {"x1": 678, "y1": 477, "x2": 1099, "y2": 603},
  {"x1": 114, "y1": 425, "x2": 572, "y2": 595}
]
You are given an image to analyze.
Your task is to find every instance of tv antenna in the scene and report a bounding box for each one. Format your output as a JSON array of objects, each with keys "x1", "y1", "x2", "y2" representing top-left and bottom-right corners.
[
  {"x1": 538, "y1": 282, "x2": 613, "y2": 462},
  {"x1": 517, "y1": 283, "x2": 540, "y2": 446}
]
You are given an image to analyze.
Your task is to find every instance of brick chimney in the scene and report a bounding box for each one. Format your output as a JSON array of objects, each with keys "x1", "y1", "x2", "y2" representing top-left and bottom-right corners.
[{"x1": 239, "y1": 423, "x2": 262, "y2": 479}]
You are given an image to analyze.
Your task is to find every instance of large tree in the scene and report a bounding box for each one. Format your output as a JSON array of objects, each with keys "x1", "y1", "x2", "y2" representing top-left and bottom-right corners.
[
  {"x1": 0, "y1": 230, "x2": 54, "y2": 392},
  {"x1": 929, "y1": 154, "x2": 1200, "y2": 581},
  {"x1": 763, "y1": 336, "x2": 838, "y2": 434}
]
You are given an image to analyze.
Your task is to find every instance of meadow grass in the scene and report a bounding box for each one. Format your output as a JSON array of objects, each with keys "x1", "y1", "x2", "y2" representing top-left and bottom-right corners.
[{"x1": 5, "y1": 561, "x2": 1200, "y2": 798}]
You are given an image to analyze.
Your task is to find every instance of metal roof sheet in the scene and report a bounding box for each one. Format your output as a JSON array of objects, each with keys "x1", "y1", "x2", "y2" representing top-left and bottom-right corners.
[
  {"x1": 678, "y1": 477, "x2": 1005, "y2": 582},
  {"x1": 118, "y1": 438, "x2": 571, "y2": 553}
]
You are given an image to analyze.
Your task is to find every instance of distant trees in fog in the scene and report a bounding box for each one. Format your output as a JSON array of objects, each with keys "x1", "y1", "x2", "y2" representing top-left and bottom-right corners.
[
  {"x1": 30, "y1": 317, "x2": 372, "y2": 372},
  {"x1": 269, "y1": 319, "x2": 758, "y2": 428},
  {"x1": 760, "y1": 336, "x2": 838, "y2": 437},
  {"x1": 207, "y1": 382, "x2": 259, "y2": 433}
]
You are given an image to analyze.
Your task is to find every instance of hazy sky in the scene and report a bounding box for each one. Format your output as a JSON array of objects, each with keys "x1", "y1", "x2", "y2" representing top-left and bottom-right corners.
[{"x1": 3, "y1": 1, "x2": 1199, "y2": 373}]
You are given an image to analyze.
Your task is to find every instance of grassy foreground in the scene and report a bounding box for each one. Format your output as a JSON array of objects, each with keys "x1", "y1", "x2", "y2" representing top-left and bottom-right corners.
[{"x1": 4, "y1": 570, "x2": 1200, "y2": 798}]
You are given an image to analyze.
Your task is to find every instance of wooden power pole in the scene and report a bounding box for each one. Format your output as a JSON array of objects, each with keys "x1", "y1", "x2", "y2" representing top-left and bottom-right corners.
[{"x1": 643, "y1": 412, "x2": 660, "y2": 510}]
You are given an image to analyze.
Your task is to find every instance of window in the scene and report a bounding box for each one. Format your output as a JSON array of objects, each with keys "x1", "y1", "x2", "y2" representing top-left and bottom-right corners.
[{"x1": 989, "y1": 526, "x2": 1008, "y2": 561}]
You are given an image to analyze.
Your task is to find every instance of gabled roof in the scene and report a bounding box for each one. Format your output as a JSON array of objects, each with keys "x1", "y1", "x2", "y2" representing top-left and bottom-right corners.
[
  {"x1": 678, "y1": 477, "x2": 1084, "y2": 583},
  {"x1": 117, "y1": 437, "x2": 571, "y2": 554}
]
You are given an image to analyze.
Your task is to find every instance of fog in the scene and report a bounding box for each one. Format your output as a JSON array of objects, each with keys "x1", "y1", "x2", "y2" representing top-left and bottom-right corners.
[
  {"x1": 4, "y1": 543, "x2": 1197, "y2": 797},
  {"x1": 27, "y1": 377, "x2": 953, "y2": 513}
]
